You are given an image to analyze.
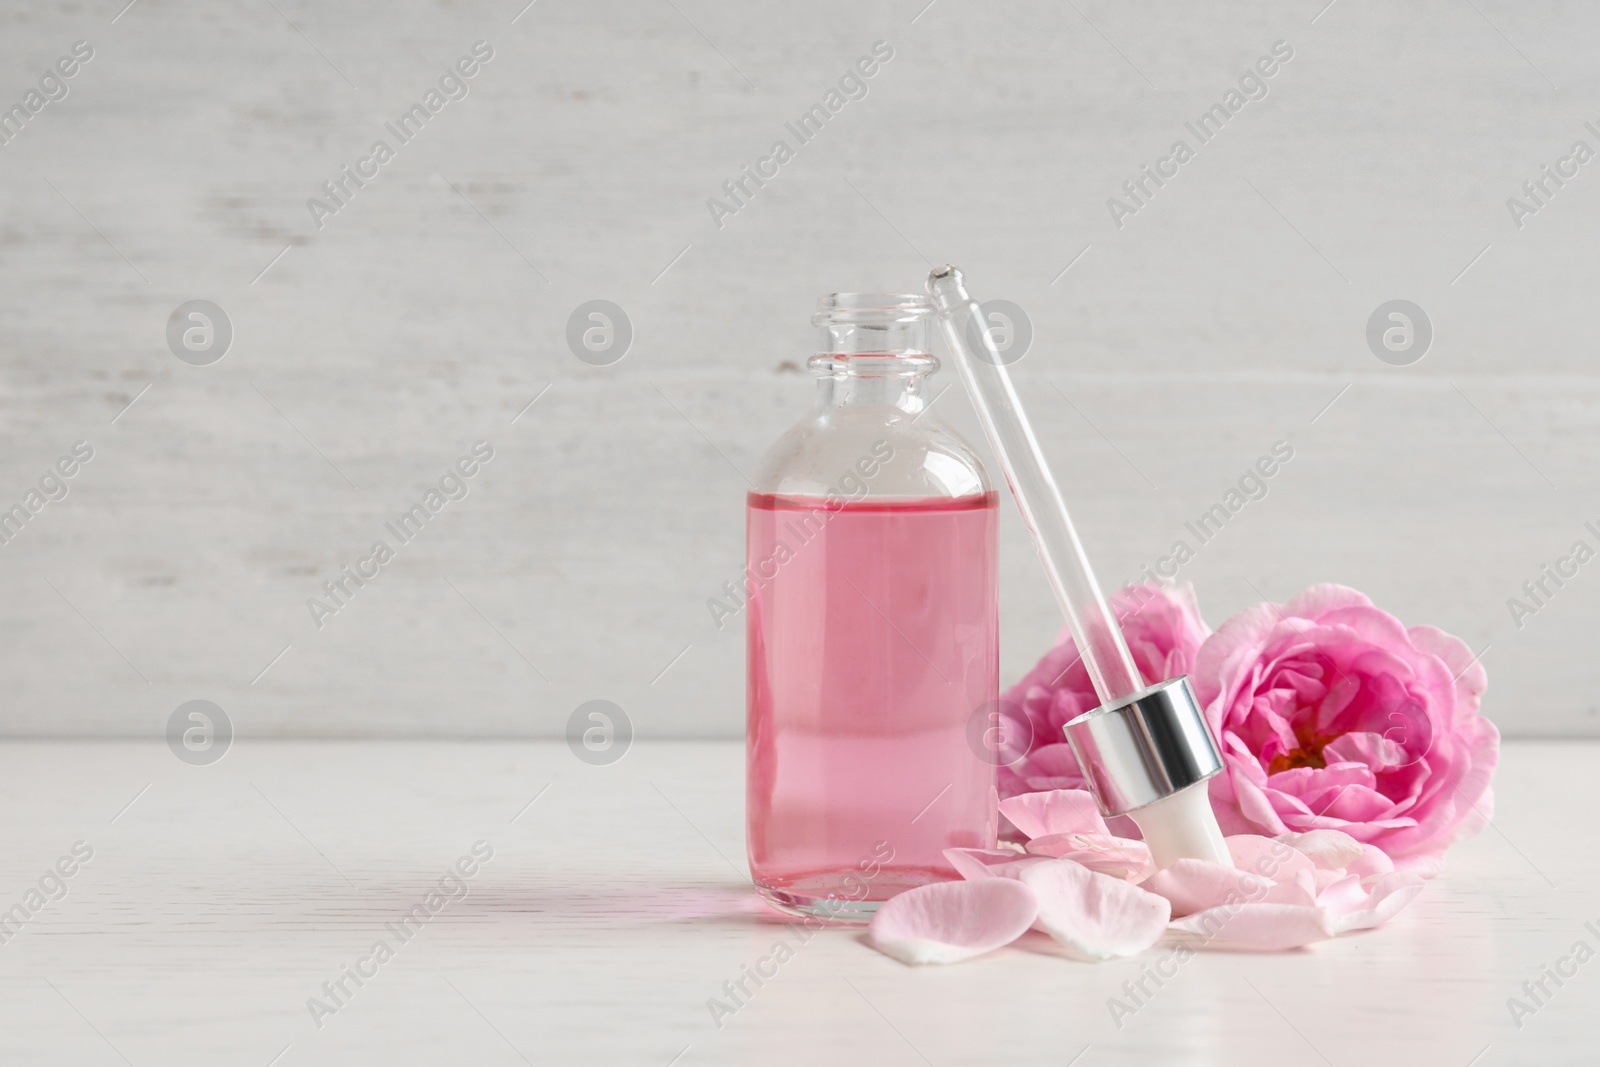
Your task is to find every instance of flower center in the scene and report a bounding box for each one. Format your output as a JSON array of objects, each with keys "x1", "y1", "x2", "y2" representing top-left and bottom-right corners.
[{"x1": 1267, "y1": 728, "x2": 1338, "y2": 775}]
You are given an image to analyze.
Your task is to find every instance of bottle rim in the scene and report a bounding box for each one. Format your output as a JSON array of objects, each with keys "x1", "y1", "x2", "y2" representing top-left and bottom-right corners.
[
  {"x1": 811, "y1": 292, "x2": 935, "y2": 327},
  {"x1": 807, "y1": 352, "x2": 938, "y2": 378}
]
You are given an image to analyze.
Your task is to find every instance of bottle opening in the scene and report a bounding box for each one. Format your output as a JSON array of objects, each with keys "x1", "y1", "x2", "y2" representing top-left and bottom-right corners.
[{"x1": 812, "y1": 292, "x2": 936, "y2": 370}]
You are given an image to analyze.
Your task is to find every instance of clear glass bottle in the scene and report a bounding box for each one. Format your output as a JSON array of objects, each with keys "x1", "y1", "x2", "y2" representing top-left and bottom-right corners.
[{"x1": 746, "y1": 292, "x2": 999, "y2": 922}]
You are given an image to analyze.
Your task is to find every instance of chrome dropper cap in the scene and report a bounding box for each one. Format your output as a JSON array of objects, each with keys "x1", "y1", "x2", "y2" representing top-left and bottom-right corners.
[{"x1": 1062, "y1": 676, "x2": 1223, "y2": 816}]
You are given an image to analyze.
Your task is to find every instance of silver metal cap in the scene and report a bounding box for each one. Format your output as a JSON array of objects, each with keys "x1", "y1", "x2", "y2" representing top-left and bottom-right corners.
[{"x1": 1063, "y1": 676, "x2": 1224, "y2": 817}]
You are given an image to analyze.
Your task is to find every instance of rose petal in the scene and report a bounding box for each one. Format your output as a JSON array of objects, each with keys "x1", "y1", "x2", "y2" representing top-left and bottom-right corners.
[
  {"x1": 1280, "y1": 829, "x2": 1366, "y2": 871},
  {"x1": 1282, "y1": 584, "x2": 1374, "y2": 619},
  {"x1": 1326, "y1": 871, "x2": 1425, "y2": 934},
  {"x1": 1407, "y1": 624, "x2": 1486, "y2": 712},
  {"x1": 1141, "y1": 859, "x2": 1262, "y2": 917},
  {"x1": 1268, "y1": 761, "x2": 1379, "y2": 797},
  {"x1": 1018, "y1": 859, "x2": 1171, "y2": 961},
  {"x1": 1170, "y1": 901, "x2": 1333, "y2": 951},
  {"x1": 1321, "y1": 732, "x2": 1407, "y2": 772},
  {"x1": 1391, "y1": 851, "x2": 1447, "y2": 879},
  {"x1": 942, "y1": 847, "x2": 1048, "y2": 882},
  {"x1": 1024, "y1": 833, "x2": 1154, "y2": 882},
  {"x1": 1227, "y1": 835, "x2": 1317, "y2": 885},
  {"x1": 1350, "y1": 843, "x2": 1395, "y2": 878},
  {"x1": 867, "y1": 879, "x2": 1039, "y2": 965},
  {"x1": 999, "y1": 789, "x2": 1110, "y2": 841},
  {"x1": 1444, "y1": 722, "x2": 1500, "y2": 847},
  {"x1": 1229, "y1": 773, "x2": 1293, "y2": 837},
  {"x1": 1267, "y1": 875, "x2": 1319, "y2": 908},
  {"x1": 1315, "y1": 872, "x2": 1370, "y2": 917},
  {"x1": 1193, "y1": 603, "x2": 1283, "y2": 710},
  {"x1": 1014, "y1": 743, "x2": 1082, "y2": 781}
]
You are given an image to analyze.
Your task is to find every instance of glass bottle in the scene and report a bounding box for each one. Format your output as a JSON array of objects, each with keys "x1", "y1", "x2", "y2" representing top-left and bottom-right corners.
[{"x1": 746, "y1": 292, "x2": 999, "y2": 922}]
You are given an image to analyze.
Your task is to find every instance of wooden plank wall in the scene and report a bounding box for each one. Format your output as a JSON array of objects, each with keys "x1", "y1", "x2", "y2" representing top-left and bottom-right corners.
[{"x1": 0, "y1": 0, "x2": 1593, "y2": 736}]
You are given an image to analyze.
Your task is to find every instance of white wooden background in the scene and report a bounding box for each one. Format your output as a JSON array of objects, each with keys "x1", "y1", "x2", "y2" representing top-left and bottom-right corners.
[{"x1": 1, "y1": 0, "x2": 1596, "y2": 738}]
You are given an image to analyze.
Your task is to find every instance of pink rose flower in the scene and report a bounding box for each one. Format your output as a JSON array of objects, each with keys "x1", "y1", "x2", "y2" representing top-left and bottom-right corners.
[
  {"x1": 999, "y1": 582, "x2": 1210, "y2": 801},
  {"x1": 1193, "y1": 584, "x2": 1498, "y2": 877}
]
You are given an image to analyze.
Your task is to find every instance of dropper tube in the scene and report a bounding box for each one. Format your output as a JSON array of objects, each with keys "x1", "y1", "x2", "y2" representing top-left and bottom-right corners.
[
  {"x1": 928, "y1": 265, "x2": 1230, "y2": 870},
  {"x1": 926, "y1": 266, "x2": 1142, "y2": 705}
]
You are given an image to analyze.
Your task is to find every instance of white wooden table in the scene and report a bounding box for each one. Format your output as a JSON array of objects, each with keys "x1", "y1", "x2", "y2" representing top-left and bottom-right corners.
[{"x1": 0, "y1": 739, "x2": 1587, "y2": 1066}]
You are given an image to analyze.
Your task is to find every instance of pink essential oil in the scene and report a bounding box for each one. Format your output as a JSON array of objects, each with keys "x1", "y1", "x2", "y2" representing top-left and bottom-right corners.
[{"x1": 746, "y1": 489, "x2": 999, "y2": 920}]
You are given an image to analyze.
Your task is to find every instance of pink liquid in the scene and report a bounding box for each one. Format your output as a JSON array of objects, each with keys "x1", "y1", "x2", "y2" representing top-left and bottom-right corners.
[{"x1": 746, "y1": 491, "x2": 999, "y2": 916}]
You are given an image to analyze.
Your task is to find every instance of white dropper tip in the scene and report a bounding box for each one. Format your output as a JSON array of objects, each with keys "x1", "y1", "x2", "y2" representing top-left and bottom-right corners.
[{"x1": 1129, "y1": 785, "x2": 1231, "y2": 870}]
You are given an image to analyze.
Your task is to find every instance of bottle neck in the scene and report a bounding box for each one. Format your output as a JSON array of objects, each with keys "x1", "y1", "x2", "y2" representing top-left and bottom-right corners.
[{"x1": 809, "y1": 353, "x2": 937, "y2": 417}]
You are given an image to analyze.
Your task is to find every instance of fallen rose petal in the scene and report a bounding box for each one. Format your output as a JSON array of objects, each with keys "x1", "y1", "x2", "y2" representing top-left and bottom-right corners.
[
  {"x1": 1308, "y1": 867, "x2": 1346, "y2": 896},
  {"x1": 1314, "y1": 872, "x2": 1371, "y2": 917},
  {"x1": 943, "y1": 847, "x2": 1048, "y2": 882},
  {"x1": 1261, "y1": 876, "x2": 1318, "y2": 908},
  {"x1": 1024, "y1": 833, "x2": 1154, "y2": 883},
  {"x1": 1325, "y1": 871, "x2": 1425, "y2": 934},
  {"x1": 867, "y1": 879, "x2": 1039, "y2": 966},
  {"x1": 1170, "y1": 901, "x2": 1333, "y2": 951},
  {"x1": 1348, "y1": 842, "x2": 1397, "y2": 880},
  {"x1": 1280, "y1": 829, "x2": 1366, "y2": 871},
  {"x1": 1141, "y1": 859, "x2": 1268, "y2": 917},
  {"x1": 1226, "y1": 835, "x2": 1316, "y2": 886},
  {"x1": 1018, "y1": 859, "x2": 1170, "y2": 961},
  {"x1": 999, "y1": 789, "x2": 1111, "y2": 840}
]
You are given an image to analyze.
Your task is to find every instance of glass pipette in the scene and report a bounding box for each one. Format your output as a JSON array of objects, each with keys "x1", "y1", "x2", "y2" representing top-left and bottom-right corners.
[{"x1": 927, "y1": 265, "x2": 1231, "y2": 870}]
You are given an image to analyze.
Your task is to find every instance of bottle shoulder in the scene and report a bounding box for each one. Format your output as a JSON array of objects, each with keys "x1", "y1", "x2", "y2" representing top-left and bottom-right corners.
[{"x1": 752, "y1": 405, "x2": 991, "y2": 499}]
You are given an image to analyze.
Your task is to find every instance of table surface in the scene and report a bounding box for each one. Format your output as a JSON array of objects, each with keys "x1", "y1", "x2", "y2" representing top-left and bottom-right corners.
[{"x1": 0, "y1": 739, "x2": 1589, "y2": 1066}]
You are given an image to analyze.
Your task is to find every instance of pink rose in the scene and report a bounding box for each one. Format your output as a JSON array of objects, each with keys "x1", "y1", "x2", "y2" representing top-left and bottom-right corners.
[
  {"x1": 999, "y1": 582, "x2": 1210, "y2": 801},
  {"x1": 1193, "y1": 584, "x2": 1498, "y2": 877}
]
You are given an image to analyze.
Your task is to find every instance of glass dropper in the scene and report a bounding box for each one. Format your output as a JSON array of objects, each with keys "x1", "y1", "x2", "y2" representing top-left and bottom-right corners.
[
  {"x1": 927, "y1": 265, "x2": 1231, "y2": 870},
  {"x1": 926, "y1": 266, "x2": 1141, "y2": 705}
]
